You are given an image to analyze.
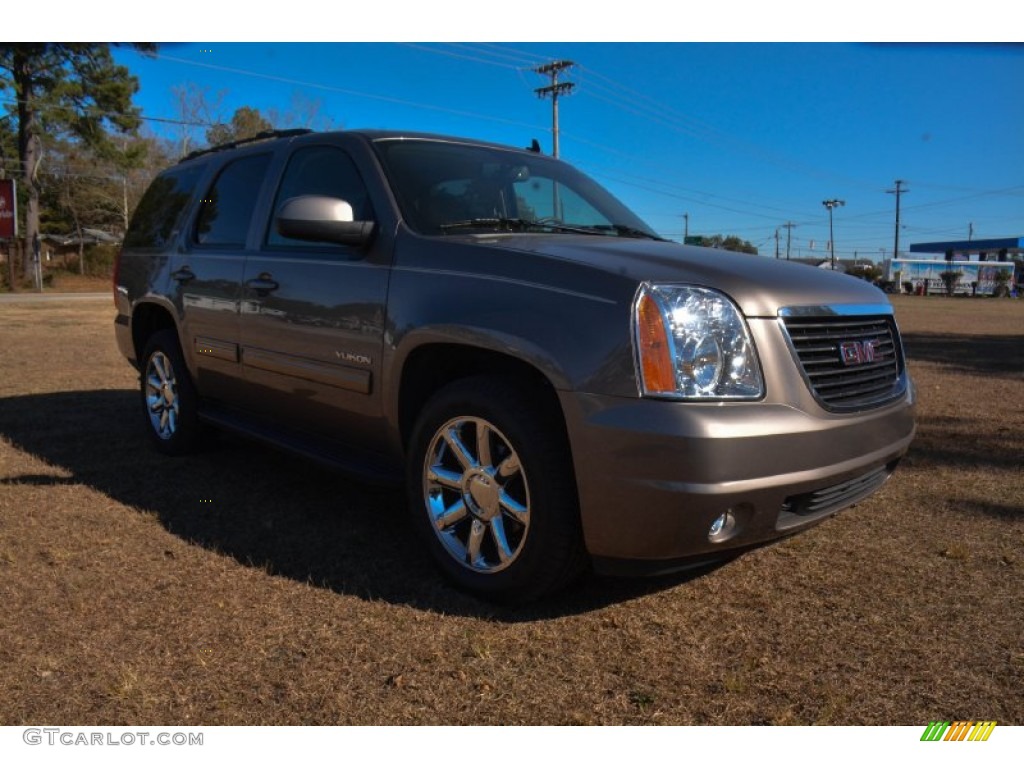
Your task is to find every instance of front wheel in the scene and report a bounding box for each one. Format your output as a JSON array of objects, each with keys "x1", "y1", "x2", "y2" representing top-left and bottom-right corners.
[{"x1": 407, "y1": 377, "x2": 587, "y2": 602}]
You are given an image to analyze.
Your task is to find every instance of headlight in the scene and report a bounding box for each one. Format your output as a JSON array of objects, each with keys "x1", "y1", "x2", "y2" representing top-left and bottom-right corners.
[{"x1": 633, "y1": 283, "x2": 764, "y2": 399}]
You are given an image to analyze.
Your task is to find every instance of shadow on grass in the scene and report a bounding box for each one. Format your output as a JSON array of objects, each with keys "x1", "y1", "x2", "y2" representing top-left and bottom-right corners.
[
  {"x1": 908, "y1": 414, "x2": 1022, "y2": 472},
  {"x1": 952, "y1": 498, "x2": 1023, "y2": 521},
  {"x1": 902, "y1": 332, "x2": 1024, "y2": 378},
  {"x1": 0, "y1": 389, "x2": 719, "y2": 620}
]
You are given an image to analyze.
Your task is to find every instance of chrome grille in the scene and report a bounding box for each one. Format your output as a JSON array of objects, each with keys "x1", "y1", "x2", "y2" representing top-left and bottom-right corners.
[{"x1": 780, "y1": 313, "x2": 906, "y2": 411}]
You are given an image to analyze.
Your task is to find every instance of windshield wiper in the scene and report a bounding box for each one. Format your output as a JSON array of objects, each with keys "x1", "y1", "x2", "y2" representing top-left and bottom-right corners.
[
  {"x1": 439, "y1": 217, "x2": 596, "y2": 235},
  {"x1": 438, "y1": 218, "x2": 666, "y2": 240},
  {"x1": 581, "y1": 224, "x2": 668, "y2": 241}
]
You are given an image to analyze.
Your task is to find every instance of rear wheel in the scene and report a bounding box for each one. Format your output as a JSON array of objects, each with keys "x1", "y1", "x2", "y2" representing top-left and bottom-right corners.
[
  {"x1": 140, "y1": 329, "x2": 202, "y2": 455},
  {"x1": 408, "y1": 376, "x2": 587, "y2": 602}
]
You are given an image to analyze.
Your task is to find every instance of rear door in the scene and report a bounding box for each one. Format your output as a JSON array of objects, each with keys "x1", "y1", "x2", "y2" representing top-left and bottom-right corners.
[
  {"x1": 237, "y1": 141, "x2": 391, "y2": 452},
  {"x1": 169, "y1": 152, "x2": 273, "y2": 403}
]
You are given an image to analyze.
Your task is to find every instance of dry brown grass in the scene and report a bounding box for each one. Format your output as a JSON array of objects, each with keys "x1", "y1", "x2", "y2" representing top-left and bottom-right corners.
[
  {"x1": 46, "y1": 274, "x2": 111, "y2": 293},
  {"x1": 2, "y1": 272, "x2": 110, "y2": 295},
  {"x1": 0, "y1": 295, "x2": 1021, "y2": 725}
]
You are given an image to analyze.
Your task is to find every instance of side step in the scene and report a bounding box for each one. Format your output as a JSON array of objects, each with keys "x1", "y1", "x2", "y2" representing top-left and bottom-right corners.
[{"x1": 199, "y1": 406, "x2": 403, "y2": 486}]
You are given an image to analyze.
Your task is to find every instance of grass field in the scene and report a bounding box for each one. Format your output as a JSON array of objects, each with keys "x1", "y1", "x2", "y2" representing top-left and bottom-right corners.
[
  {"x1": 1, "y1": 272, "x2": 111, "y2": 295},
  {"x1": 0, "y1": 295, "x2": 1021, "y2": 725}
]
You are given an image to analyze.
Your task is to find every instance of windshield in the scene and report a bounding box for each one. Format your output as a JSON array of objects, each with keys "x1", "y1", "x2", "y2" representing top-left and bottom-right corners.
[{"x1": 373, "y1": 138, "x2": 659, "y2": 238}]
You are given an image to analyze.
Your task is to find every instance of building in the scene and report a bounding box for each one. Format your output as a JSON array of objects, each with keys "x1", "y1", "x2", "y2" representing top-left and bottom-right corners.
[{"x1": 889, "y1": 237, "x2": 1022, "y2": 296}]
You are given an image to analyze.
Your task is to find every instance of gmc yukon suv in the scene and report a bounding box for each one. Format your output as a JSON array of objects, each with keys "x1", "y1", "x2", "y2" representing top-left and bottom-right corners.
[{"x1": 114, "y1": 129, "x2": 916, "y2": 601}]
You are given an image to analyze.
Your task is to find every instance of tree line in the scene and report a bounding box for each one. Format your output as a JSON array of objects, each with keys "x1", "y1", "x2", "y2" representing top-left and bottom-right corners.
[
  {"x1": 2, "y1": 44, "x2": 766, "y2": 284},
  {"x1": 1, "y1": 44, "x2": 330, "y2": 287}
]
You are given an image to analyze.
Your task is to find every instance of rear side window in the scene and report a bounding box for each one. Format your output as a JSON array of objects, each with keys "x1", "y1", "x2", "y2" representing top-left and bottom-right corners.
[
  {"x1": 124, "y1": 165, "x2": 203, "y2": 249},
  {"x1": 194, "y1": 153, "x2": 271, "y2": 247}
]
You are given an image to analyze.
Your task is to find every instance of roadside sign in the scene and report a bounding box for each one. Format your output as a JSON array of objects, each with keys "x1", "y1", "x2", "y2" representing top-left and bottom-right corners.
[{"x1": 0, "y1": 178, "x2": 16, "y2": 239}]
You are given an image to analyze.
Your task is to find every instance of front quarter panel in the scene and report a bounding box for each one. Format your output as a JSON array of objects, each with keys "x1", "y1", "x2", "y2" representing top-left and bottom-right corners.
[{"x1": 384, "y1": 232, "x2": 642, "y2": 418}]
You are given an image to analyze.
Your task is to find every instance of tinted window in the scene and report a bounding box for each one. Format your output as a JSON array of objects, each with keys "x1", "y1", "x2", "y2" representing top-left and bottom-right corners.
[
  {"x1": 267, "y1": 146, "x2": 372, "y2": 247},
  {"x1": 194, "y1": 154, "x2": 271, "y2": 247},
  {"x1": 124, "y1": 165, "x2": 203, "y2": 248}
]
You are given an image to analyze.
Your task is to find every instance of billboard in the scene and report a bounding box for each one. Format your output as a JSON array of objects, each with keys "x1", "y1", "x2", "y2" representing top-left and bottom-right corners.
[
  {"x1": 0, "y1": 178, "x2": 16, "y2": 239},
  {"x1": 891, "y1": 258, "x2": 1014, "y2": 296}
]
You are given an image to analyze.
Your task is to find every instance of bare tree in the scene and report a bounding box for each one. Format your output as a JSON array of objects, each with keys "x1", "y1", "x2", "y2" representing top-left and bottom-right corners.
[
  {"x1": 170, "y1": 82, "x2": 225, "y2": 157},
  {"x1": 265, "y1": 91, "x2": 341, "y2": 132}
]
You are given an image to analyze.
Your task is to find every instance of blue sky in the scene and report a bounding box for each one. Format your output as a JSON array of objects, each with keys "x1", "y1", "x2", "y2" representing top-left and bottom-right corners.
[{"x1": 110, "y1": 41, "x2": 1023, "y2": 262}]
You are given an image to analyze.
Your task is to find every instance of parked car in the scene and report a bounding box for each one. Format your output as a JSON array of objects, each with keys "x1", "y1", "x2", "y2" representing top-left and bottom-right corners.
[{"x1": 114, "y1": 129, "x2": 916, "y2": 602}]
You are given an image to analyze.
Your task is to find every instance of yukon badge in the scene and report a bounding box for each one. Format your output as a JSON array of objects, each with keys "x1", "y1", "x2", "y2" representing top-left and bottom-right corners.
[
  {"x1": 336, "y1": 350, "x2": 372, "y2": 366},
  {"x1": 839, "y1": 339, "x2": 878, "y2": 366}
]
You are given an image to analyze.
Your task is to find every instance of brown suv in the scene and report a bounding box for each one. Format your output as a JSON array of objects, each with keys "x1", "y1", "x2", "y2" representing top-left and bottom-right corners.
[{"x1": 114, "y1": 129, "x2": 916, "y2": 601}]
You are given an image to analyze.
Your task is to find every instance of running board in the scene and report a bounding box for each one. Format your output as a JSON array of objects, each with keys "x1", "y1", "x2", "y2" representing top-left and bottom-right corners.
[{"x1": 198, "y1": 406, "x2": 403, "y2": 486}]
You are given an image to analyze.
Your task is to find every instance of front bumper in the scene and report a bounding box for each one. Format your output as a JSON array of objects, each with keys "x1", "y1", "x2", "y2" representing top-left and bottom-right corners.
[{"x1": 559, "y1": 386, "x2": 915, "y2": 571}]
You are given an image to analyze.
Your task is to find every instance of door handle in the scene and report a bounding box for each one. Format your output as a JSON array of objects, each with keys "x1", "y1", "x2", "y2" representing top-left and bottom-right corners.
[
  {"x1": 245, "y1": 273, "x2": 280, "y2": 295},
  {"x1": 171, "y1": 266, "x2": 195, "y2": 282}
]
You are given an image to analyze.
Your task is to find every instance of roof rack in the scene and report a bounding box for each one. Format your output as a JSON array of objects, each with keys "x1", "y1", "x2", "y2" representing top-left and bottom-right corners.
[{"x1": 179, "y1": 128, "x2": 313, "y2": 163}]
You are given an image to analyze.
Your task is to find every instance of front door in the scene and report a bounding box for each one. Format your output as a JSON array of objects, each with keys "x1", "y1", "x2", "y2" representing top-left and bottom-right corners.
[{"x1": 237, "y1": 144, "x2": 390, "y2": 453}]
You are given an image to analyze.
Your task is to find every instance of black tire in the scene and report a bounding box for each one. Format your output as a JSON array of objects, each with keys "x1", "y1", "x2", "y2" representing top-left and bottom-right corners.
[
  {"x1": 407, "y1": 376, "x2": 588, "y2": 603},
  {"x1": 139, "y1": 329, "x2": 203, "y2": 456}
]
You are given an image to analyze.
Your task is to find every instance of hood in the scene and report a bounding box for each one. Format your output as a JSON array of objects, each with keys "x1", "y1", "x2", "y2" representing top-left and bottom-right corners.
[{"x1": 484, "y1": 235, "x2": 889, "y2": 318}]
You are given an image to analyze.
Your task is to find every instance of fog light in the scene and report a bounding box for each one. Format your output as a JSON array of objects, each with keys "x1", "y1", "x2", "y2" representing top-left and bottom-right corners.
[{"x1": 708, "y1": 509, "x2": 740, "y2": 543}]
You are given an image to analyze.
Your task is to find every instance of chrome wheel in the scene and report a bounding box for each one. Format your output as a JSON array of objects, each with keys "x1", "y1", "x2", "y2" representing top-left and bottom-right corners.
[
  {"x1": 144, "y1": 350, "x2": 180, "y2": 440},
  {"x1": 422, "y1": 416, "x2": 530, "y2": 574}
]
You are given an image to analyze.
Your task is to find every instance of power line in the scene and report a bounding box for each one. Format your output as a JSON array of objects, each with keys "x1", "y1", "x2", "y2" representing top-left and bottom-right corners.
[
  {"x1": 446, "y1": 43, "x2": 547, "y2": 67},
  {"x1": 574, "y1": 65, "x2": 881, "y2": 192},
  {"x1": 136, "y1": 51, "x2": 550, "y2": 136},
  {"x1": 473, "y1": 42, "x2": 561, "y2": 65},
  {"x1": 578, "y1": 159, "x2": 808, "y2": 219},
  {"x1": 901, "y1": 185, "x2": 1024, "y2": 212},
  {"x1": 3, "y1": 94, "x2": 220, "y2": 128},
  {"x1": 395, "y1": 43, "x2": 525, "y2": 70},
  {"x1": 591, "y1": 170, "x2": 799, "y2": 222},
  {"x1": 118, "y1": 48, "x2": 1023, "y2": 233},
  {"x1": 13, "y1": 47, "x2": 1012, "y2": 253}
]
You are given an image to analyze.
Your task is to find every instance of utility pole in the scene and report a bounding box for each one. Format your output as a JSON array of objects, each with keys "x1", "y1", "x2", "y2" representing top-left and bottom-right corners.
[
  {"x1": 681, "y1": 212, "x2": 689, "y2": 242},
  {"x1": 534, "y1": 60, "x2": 575, "y2": 159},
  {"x1": 969, "y1": 222, "x2": 974, "y2": 241},
  {"x1": 886, "y1": 179, "x2": 908, "y2": 259},
  {"x1": 822, "y1": 199, "x2": 845, "y2": 270},
  {"x1": 774, "y1": 228, "x2": 780, "y2": 259},
  {"x1": 781, "y1": 222, "x2": 796, "y2": 260}
]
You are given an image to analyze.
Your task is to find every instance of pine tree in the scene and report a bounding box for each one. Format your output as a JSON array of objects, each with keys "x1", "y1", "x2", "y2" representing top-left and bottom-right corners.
[{"x1": 0, "y1": 43, "x2": 152, "y2": 278}]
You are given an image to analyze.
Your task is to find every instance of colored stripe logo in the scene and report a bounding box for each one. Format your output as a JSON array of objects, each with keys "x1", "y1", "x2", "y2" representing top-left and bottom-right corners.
[{"x1": 921, "y1": 721, "x2": 996, "y2": 742}]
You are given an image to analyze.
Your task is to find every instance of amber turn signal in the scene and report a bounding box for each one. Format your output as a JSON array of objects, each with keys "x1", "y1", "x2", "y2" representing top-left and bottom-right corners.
[{"x1": 636, "y1": 291, "x2": 676, "y2": 393}]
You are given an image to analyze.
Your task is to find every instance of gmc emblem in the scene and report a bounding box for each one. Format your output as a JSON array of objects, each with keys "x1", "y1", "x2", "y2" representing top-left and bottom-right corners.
[{"x1": 839, "y1": 339, "x2": 878, "y2": 366}]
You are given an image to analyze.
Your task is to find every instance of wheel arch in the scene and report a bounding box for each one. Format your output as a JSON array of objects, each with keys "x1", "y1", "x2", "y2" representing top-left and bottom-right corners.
[
  {"x1": 395, "y1": 339, "x2": 570, "y2": 456},
  {"x1": 130, "y1": 299, "x2": 180, "y2": 364}
]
